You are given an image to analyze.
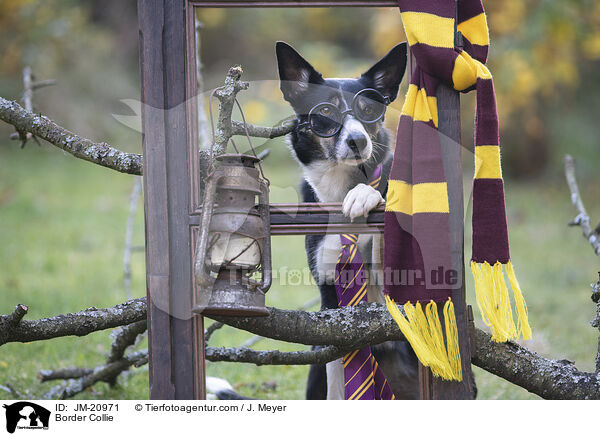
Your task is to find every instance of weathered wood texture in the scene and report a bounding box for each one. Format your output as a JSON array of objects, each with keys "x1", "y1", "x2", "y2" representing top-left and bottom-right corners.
[
  {"x1": 138, "y1": 0, "x2": 205, "y2": 400},
  {"x1": 432, "y1": 81, "x2": 475, "y2": 399}
]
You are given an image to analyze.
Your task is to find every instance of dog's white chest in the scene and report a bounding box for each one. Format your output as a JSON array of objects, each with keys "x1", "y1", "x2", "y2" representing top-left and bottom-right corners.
[{"x1": 303, "y1": 162, "x2": 353, "y2": 202}]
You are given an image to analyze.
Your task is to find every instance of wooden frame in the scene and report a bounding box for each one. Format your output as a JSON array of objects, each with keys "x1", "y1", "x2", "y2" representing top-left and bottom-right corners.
[{"x1": 138, "y1": 0, "x2": 473, "y2": 400}]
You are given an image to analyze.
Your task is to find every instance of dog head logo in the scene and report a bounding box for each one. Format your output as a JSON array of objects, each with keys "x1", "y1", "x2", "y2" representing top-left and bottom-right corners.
[{"x1": 3, "y1": 402, "x2": 50, "y2": 433}]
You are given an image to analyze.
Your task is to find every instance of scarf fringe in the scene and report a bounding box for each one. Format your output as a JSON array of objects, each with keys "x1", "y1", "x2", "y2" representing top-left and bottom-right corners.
[
  {"x1": 385, "y1": 295, "x2": 462, "y2": 381},
  {"x1": 471, "y1": 260, "x2": 532, "y2": 342}
]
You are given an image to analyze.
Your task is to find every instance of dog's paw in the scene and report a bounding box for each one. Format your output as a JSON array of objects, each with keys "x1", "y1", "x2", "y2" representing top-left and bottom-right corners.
[{"x1": 342, "y1": 184, "x2": 383, "y2": 220}]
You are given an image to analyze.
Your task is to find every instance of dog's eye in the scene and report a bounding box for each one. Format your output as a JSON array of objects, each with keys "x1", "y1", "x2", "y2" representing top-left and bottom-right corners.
[
  {"x1": 320, "y1": 106, "x2": 332, "y2": 116},
  {"x1": 362, "y1": 105, "x2": 374, "y2": 115}
]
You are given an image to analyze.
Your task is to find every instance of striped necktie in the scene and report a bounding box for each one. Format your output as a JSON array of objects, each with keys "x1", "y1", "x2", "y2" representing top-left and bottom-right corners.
[{"x1": 335, "y1": 164, "x2": 394, "y2": 400}]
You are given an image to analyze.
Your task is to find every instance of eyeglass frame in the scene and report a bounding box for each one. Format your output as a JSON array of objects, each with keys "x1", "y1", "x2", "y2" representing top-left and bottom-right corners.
[{"x1": 296, "y1": 88, "x2": 391, "y2": 138}]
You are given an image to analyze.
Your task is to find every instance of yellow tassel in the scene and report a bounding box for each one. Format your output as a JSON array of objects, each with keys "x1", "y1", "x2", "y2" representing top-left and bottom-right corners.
[
  {"x1": 471, "y1": 260, "x2": 532, "y2": 342},
  {"x1": 443, "y1": 299, "x2": 462, "y2": 381},
  {"x1": 385, "y1": 295, "x2": 462, "y2": 381},
  {"x1": 506, "y1": 261, "x2": 532, "y2": 340}
]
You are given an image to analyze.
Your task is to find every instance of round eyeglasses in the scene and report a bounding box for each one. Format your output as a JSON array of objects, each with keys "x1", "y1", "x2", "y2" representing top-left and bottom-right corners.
[{"x1": 297, "y1": 88, "x2": 390, "y2": 138}]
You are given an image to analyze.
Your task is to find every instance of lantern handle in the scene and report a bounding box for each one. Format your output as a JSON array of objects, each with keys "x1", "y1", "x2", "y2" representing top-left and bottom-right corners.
[
  {"x1": 234, "y1": 98, "x2": 270, "y2": 185},
  {"x1": 257, "y1": 180, "x2": 272, "y2": 294},
  {"x1": 194, "y1": 168, "x2": 221, "y2": 289}
]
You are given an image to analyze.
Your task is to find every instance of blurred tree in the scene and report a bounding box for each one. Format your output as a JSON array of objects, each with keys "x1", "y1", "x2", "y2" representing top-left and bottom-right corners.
[
  {"x1": 484, "y1": 0, "x2": 600, "y2": 178},
  {"x1": 0, "y1": 0, "x2": 140, "y2": 152}
]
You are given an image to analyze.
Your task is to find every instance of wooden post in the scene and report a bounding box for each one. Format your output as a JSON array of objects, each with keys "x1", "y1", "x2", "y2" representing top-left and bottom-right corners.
[
  {"x1": 138, "y1": 0, "x2": 205, "y2": 400},
  {"x1": 430, "y1": 82, "x2": 475, "y2": 399}
]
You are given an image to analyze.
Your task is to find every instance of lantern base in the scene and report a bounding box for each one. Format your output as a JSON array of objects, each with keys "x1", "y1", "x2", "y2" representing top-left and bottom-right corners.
[{"x1": 192, "y1": 270, "x2": 269, "y2": 317}]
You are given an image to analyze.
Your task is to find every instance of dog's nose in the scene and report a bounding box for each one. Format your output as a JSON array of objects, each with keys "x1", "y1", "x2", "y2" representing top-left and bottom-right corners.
[{"x1": 346, "y1": 133, "x2": 368, "y2": 153}]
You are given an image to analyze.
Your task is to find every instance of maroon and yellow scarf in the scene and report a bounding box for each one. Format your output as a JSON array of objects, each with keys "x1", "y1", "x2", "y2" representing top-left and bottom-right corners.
[{"x1": 384, "y1": 0, "x2": 532, "y2": 381}]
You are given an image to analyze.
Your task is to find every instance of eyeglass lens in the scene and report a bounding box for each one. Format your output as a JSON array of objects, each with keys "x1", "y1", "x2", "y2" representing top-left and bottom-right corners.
[{"x1": 307, "y1": 89, "x2": 387, "y2": 137}]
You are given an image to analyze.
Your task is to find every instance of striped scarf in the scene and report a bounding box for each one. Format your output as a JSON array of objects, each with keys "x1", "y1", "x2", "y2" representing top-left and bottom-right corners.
[
  {"x1": 335, "y1": 164, "x2": 394, "y2": 400},
  {"x1": 384, "y1": 0, "x2": 532, "y2": 381}
]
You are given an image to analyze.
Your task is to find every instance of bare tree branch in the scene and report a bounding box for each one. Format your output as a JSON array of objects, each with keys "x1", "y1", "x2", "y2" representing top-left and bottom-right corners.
[
  {"x1": 4, "y1": 295, "x2": 600, "y2": 399},
  {"x1": 1, "y1": 66, "x2": 296, "y2": 176},
  {"x1": 123, "y1": 177, "x2": 143, "y2": 300},
  {"x1": 40, "y1": 320, "x2": 148, "y2": 387},
  {"x1": 0, "y1": 298, "x2": 146, "y2": 346},
  {"x1": 564, "y1": 155, "x2": 600, "y2": 372},
  {"x1": 0, "y1": 97, "x2": 143, "y2": 175},
  {"x1": 472, "y1": 328, "x2": 600, "y2": 399},
  {"x1": 37, "y1": 345, "x2": 344, "y2": 399},
  {"x1": 209, "y1": 304, "x2": 600, "y2": 399},
  {"x1": 565, "y1": 155, "x2": 600, "y2": 256}
]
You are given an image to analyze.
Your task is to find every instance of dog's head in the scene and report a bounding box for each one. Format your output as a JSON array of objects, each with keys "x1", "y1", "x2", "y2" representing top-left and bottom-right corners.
[{"x1": 276, "y1": 41, "x2": 407, "y2": 166}]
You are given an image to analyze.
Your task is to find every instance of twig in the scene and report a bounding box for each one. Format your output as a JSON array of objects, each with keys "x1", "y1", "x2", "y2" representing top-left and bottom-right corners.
[
  {"x1": 107, "y1": 320, "x2": 147, "y2": 364},
  {"x1": 31, "y1": 79, "x2": 57, "y2": 90},
  {"x1": 211, "y1": 66, "x2": 250, "y2": 156},
  {"x1": 592, "y1": 275, "x2": 600, "y2": 373},
  {"x1": 43, "y1": 350, "x2": 148, "y2": 400},
  {"x1": 206, "y1": 345, "x2": 346, "y2": 366},
  {"x1": 205, "y1": 321, "x2": 224, "y2": 342},
  {"x1": 105, "y1": 319, "x2": 147, "y2": 386},
  {"x1": 231, "y1": 119, "x2": 295, "y2": 139},
  {"x1": 39, "y1": 367, "x2": 93, "y2": 382},
  {"x1": 0, "y1": 383, "x2": 22, "y2": 398},
  {"x1": 10, "y1": 67, "x2": 56, "y2": 148},
  {"x1": 564, "y1": 155, "x2": 600, "y2": 256},
  {"x1": 18, "y1": 66, "x2": 34, "y2": 147},
  {"x1": 7, "y1": 304, "x2": 28, "y2": 327},
  {"x1": 22, "y1": 67, "x2": 33, "y2": 113},
  {"x1": 257, "y1": 148, "x2": 271, "y2": 161},
  {"x1": 123, "y1": 178, "x2": 142, "y2": 300},
  {"x1": 0, "y1": 97, "x2": 143, "y2": 175},
  {"x1": 195, "y1": 21, "x2": 211, "y2": 151}
]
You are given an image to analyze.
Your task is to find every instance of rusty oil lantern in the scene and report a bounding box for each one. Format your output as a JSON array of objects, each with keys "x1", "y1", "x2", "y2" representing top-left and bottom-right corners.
[{"x1": 193, "y1": 153, "x2": 271, "y2": 317}]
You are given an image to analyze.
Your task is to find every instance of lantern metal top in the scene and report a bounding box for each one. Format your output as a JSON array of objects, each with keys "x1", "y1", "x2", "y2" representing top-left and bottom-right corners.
[{"x1": 216, "y1": 153, "x2": 262, "y2": 167}]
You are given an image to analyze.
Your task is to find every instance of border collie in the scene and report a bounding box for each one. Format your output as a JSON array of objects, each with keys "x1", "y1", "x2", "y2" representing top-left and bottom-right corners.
[{"x1": 276, "y1": 41, "x2": 420, "y2": 400}]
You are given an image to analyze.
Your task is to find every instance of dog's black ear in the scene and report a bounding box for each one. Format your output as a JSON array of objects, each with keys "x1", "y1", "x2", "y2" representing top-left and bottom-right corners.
[
  {"x1": 361, "y1": 42, "x2": 407, "y2": 102},
  {"x1": 276, "y1": 41, "x2": 324, "y2": 103}
]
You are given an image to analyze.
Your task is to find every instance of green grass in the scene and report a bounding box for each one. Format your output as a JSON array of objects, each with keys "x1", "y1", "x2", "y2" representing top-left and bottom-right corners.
[{"x1": 1, "y1": 139, "x2": 599, "y2": 400}]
